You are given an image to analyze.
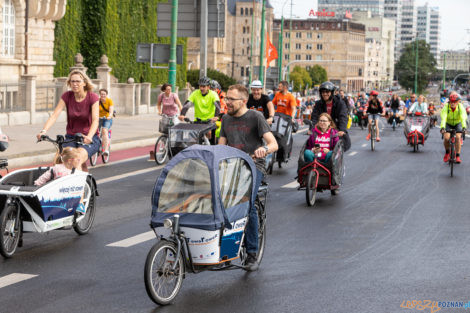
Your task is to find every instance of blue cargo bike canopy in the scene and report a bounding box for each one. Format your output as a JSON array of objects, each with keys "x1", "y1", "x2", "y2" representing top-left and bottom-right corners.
[{"x1": 151, "y1": 145, "x2": 258, "y2": 231}]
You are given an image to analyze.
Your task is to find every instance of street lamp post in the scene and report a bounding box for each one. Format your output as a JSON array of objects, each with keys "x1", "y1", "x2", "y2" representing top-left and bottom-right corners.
[
  {"x1": 414, "y1": 39, "x2": 419, "y2": 94},
  {"x1": 277, "y1": 0, "x2": 289, "y2": 83},
  {"x1": 258, "y1": 0, "x2": 267, "y2": 83}
]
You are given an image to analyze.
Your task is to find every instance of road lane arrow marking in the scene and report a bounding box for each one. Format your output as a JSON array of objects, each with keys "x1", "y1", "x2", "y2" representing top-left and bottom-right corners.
[
  {"x1": 107, "y1": 231, "x2": 155, "y2": 248},
  {"x1": 0, "y1": 273, "x2": 38, "y2": 289},
  {"x1": 348, "y1": 151, "x2": 358, "y2": 156},
  {"x1": 361, "y1": 143, "x2": 367, "y2": 147}
]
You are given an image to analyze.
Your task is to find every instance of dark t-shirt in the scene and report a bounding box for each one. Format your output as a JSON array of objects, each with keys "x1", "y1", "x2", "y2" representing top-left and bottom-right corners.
[
  {"x1": 247, "y1": 94, "x2": 271, "y2": 119},
  {"x1": 61, "y1": 91, "x2": 99, "y2": 136},
  {"x1": 220, "y1": 110, "x2": 271, "y2": 172}
]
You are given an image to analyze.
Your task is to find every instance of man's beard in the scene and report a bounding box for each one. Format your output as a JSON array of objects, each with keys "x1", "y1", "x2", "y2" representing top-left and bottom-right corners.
[{"x1": 227, "y1": 106, "x2": 241, "y2": 116}]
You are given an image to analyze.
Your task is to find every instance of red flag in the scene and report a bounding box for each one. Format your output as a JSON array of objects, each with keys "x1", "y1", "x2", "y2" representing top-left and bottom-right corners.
[{"x1": 266, "y1": 32, "x2": 278, "y2": 69}]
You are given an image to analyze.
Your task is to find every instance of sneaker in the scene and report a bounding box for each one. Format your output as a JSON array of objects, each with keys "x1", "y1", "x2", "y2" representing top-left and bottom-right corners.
[
  {"x1": 103, "y1": 150, "x2": 109, "y2": 156},
  {"x1": 443, "y1": 153, "x2": 450, "y2": 163},
  {"x1": 244, "y1": 252, "x2": 259, "y2": 271},
  {"x1": 456, "y1": 156, "x2": 462, "y2": 163},
  {"x1": 76, "y1": 203, "x2": 86, "y2": 215},
  {"x1": 366, "y1": 134, "x2": 371, "y2": 140},
  {"x1": 376, "y1": 136, "x2": 381, "y2": 142}
]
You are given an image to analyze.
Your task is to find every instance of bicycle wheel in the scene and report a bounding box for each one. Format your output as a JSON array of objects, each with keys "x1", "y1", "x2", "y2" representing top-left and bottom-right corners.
[
  {"x1": 0, "y1": 202, "x2": 22, "y2": 258},
  {"x1": 255, "y1": 201, "x2": 267, "y2": 265},
  {"x1": 89, "y1": 152, "x2": 98, "y2": 166},
  {"x1": 450, "y1": 140, "x2": 455, "y2": 177},
  {"x1": 154, "y1": 136, "x2": 169, "y2": 165},
  {"x1": 306, "y1": 170, "x2": 317, "y2": 206},
  {"x1": 145, "y1": 240, "x2": 184, "y2": 306},
  {"x1": 73, "y1": 180, "x2": 96, "y2": 235}
]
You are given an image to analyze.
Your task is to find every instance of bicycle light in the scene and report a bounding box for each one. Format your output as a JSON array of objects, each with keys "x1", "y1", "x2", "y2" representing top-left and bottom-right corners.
[{"x1": 163, "y1": 218, "x2": 173, "y2": 229}]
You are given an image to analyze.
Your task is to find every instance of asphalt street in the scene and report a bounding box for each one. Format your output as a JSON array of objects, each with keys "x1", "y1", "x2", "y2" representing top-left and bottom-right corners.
[{"x1": 1, "y1": 120, "x2": 470, "y2": 313}]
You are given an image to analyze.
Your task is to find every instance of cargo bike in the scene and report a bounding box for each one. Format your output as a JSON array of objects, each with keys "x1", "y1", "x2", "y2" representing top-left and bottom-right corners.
[
  {"x1": 0, "y1": 135, "x2": 98, "y2": 258},
  {"x1": 269, "y1": 112, "x2": 294, "y2": 173},
  {"x1": 144, "y1": 145, "x2": 267, "y2": 305},
  {"x1": 403, "y1": 113, "x2": 430, "y2": 152}
]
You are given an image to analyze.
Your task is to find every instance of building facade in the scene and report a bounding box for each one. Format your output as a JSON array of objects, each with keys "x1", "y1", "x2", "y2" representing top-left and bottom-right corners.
[
  {"x1": 318, "y1": 0, "x2": 384, "y2": 17},
  {"x1": 417, "y1": 3, "x2": 440, "y2": 64},
  {"x1": 186, "y1": 0, "x2": 275, "y2": 85},
  {"x1": 364, "y1": 38, "x2": 382, "y2": 90},
  {"x1": 398, "y1": 0, "x2": 416, "y2": 56},
  {"x1": 440, "y1": 50, "x2": 470, "y2": 72},
  {"x1": 353, "y1": 11, "x2": 395, "y2": 89},
  {"x1": 272, "y1": 19, "x2": 365, "y2": 92}
]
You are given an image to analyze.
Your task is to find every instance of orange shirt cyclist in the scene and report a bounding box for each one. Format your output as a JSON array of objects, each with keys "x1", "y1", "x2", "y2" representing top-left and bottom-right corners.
[{"x1": 272, "y1": 81, "x2": 297, "y2": 119}]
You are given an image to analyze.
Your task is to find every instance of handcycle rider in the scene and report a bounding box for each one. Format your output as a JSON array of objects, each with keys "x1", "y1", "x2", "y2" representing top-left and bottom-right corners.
[
  {"x1": 218, "y1": 84, "x2": 278, "y2": 271},
  {"x1": 408, "y1": 95, "x2": 428, "y2": 115},
  {"x1": 36, "y1": 70, "x2": 100, "y2": 172},
  {"x1": 440, "y1": 91, "x2": 467, "y2": 163},
  {"x1": 179, "y1": 76, "x2": 221, "y2": 143},
  {"x1": 98, "y1": 88, "x2": 114, "y2": 156}
]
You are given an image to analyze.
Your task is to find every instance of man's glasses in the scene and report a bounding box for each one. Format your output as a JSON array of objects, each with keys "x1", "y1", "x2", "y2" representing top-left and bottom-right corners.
[{"x1": 225, "y1": 97, "x2": 245, "y2": 102}]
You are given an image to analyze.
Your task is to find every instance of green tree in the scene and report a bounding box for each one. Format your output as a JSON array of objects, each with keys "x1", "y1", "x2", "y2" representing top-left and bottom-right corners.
[
  {"x1": 288, "y1": 66, "x2": 312, "y2": 92},
  {"x1": 395, "y1": 40, "x2": 437, "y2": 94},
  {"x1": 308, "y1": 64, "x2": 328, "y2": 86},
  {"x1": 187, "y1": 69, "x2": 236, "y2": 91}
]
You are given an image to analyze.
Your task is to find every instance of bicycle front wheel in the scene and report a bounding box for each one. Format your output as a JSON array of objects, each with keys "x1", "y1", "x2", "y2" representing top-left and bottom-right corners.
[
  {"x1": 102, "y1": 147, "x2": 110, "y2": 163},
  {"x1": 73, "y1": 180, "x2": 96, "y2": 235},
  {"x1": 154, "y1": 136, "x2": 169, "y2": 165},
  {"x1": 255, "y1": 201, "x2": 267, "y2": 265},
  {"x1": 0, "y1": 202, "x2": 22, "y2": 258},
  {"x1": 306, "y1": 170, "x2": 317, "y2": 206},
  {"x1": 89, "y1": 152, "x2": 98, "y2": 166},
  {"x1": 145, "y1": 240, "x2": 184, "y2": 305}
]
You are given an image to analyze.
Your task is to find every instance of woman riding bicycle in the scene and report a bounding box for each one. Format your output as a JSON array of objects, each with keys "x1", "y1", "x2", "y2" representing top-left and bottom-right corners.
[
  {"x1": 157, "y1": 83, "x2": 182, "y2": 126},
  {"x1": 36, "y1": 70, "x2": 100, "y2": 172},
  {"x1": 440, "y1": 92, "x2": 467, "y2": 163},
  {"x1": 98, "y1": 89, "x2": 114, "y2": 156}
]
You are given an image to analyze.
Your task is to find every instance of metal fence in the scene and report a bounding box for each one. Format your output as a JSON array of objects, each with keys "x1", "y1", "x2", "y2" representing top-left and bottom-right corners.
[
  {"x1": 36, "y1": 82, "x2": 63, "y2": 112},
  {"x1": 0, "y1": 82, "x2": 26, "y2": 113}
]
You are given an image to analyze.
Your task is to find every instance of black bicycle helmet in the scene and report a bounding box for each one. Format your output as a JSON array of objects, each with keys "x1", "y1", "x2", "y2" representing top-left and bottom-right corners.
[
  {"x1": 199, "y1": 76, "x2": 211, "y2": 86},
  {"x1": 210, "y1": 80, "x2": 221, "y2": 90},
  {"x1": 319, "y1": 81, "x2": 335, "y2": 101}
]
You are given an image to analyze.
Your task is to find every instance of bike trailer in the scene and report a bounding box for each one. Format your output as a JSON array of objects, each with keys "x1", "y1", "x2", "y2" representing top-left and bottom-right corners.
[
  {"x1": 404, "y1": 115, "x2": 430, "y2": 144},
  {"x1": 271, "y1": 112, "x2": 293, "y2": 160},
  {"x1": 169, "y1": 123, "x2": 216, "y2": 151},
  {"x1": 0, "y1": 168, "x2": 89, "y2": 232},
  {"x1": 151, "y1": 145, "x2": 260, "y2": 265}
]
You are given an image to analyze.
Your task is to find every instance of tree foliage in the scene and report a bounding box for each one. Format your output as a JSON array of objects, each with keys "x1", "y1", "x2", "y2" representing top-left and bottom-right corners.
[
  {"x1": 187, "y1": 69, "x2": 237, "y2": 91},
  {"x1": 54, "y1": 0, "x2": 187, "y2": 87},
  {"x1": 308, "y1": 65, "x2": 328, "y2": 86},
  {"x1": 289, "y1": 66, "x2": 312, "y2": 92},
  {"x1": 395, "y1": 40, "x2": 437, "y2": 94}
]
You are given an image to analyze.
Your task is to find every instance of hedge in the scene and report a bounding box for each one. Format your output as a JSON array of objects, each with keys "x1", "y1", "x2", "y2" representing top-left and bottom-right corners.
[{"x1": 54, "y1": 0, "x2": 187, "y2": 87}]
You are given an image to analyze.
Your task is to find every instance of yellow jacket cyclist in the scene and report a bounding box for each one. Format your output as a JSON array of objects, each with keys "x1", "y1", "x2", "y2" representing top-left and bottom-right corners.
[{"x1": 440, "y1": 92, "x2": 467, "y2": 163}]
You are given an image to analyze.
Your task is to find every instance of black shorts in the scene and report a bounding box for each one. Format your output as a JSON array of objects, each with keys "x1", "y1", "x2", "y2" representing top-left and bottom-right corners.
[
  {"x1": 63, "y1": 134, "x2": 101, "y2": 158},
  {"x1": 445, "y1": 123, "x2": 463, "y2": 132}
]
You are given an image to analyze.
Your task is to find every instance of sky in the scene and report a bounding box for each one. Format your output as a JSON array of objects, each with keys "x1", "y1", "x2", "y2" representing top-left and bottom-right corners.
[{"x1": 270, "y1": 0, "x2": 470, "y2": 51}]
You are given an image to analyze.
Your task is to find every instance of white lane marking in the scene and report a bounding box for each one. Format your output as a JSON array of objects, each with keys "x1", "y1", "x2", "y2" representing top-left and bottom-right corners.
[
  {"x1": 93, "y1": 155, "x2": 148, "y2": 168},
  {"x1": 96, "y1": 165, "x2": 163, "y2": 185},
  {"x1": 0, "y1": 273, "x2": 38, "y2": 289},
  {"x1": 361, "y1": 143, "x2": 367, "y2": 147},
  {"x1": 282, "y1": 180, "x2": 299, "y2": 188},
  {"x1": 348, "y1": 151, "x2": 358, "y2": 156},
  {"x1": 107, "y1": 231, "x2": 155, "y2": 248}
]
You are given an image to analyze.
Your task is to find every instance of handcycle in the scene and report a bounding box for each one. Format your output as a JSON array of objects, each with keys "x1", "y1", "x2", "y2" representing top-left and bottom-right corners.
[
  {"x1": 144, "y1": 145, "x2": 267, "y2": 305},
  {"x1": 297, "y1": 138, "x2": 344, "y2": 206},
  {"x1": 404, "y1": 113, "x2": 430, "y2": 152},
  {"x1": 89, "y1": 117, "x2": 112, "y2": 166},
  {"x1": 0, "y1": 134, "x2": 98, "y2": 258},
  {"x1": 154, "y1": 116, "x2": 216, "y2": 165}
]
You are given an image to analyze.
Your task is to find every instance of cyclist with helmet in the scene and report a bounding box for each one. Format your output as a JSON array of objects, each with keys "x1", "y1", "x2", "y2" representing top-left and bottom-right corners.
[
  {"x1": 310, "y1": 81, "x2": 351, "y2": 151},
  {"x1": 272, "y1": 80, "x2": 297, "y2": 119},
  {"x1": 440, "y1": 91, "x2": 467, "y2": 163},
  {"x1": 210, "y1": 80, "x2": 227, "y2": 117},
  {"x1": 364, "y1": 90, "x2": 384, "y2": 141},
  {"x1": 247, "y1": 80, "x2": 275, "y2": 125},
  {"x1": 179, "y1": 76, "x2": 221, "y2": 123}
]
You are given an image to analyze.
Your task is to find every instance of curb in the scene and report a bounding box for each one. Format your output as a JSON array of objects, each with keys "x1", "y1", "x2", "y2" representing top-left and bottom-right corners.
[{"x1": 6, "y1": 137, "x2": 157, "y2": 168}]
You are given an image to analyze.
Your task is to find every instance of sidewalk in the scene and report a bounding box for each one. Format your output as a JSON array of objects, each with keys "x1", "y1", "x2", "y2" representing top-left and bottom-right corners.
[{"x1": 1, "y1": 114, "x2": 164, "y2": 168}]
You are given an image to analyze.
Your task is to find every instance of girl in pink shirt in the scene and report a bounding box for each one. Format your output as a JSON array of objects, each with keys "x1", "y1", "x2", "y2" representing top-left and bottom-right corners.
[
  {"x1": 35, "y1": 147, "x2": 82, "y2": 186},
  {"x1": 305, "y1": 113, "x2": 339, "y2": 163}
]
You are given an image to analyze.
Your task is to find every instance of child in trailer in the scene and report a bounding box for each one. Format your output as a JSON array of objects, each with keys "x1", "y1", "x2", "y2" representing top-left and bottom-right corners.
[
  {"x1": 304, "y1": 113, "x2": 339, "y2": 164},
  {"x1": 34, "y1": 147, "x2": 87, "y2": 214}
]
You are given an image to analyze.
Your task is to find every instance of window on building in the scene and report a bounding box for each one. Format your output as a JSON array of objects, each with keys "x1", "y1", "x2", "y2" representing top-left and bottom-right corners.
[
  {"x1": 285, "y1": 43, "x2": 290, "y2": 49},
  {"x1": 317, "y1": 44, "x2": 323, "y2": 50},
  {"x1": 306, "y1": 55, "x2": 312, "y2": 60},
  {"x1": 317, "y1": 33, "x2": 322, "y2": 39},
  {"x1": 285, "y1": 32, "x2": 290, "y2": 38},
  {"x1": 306, "y1": 44, "x2": 312, "y2": 50},
  {"x1": 250, "y1": 8, "x2": 253, "y2": 15},
  {"x1": 296, "y1": 43, "x2": 301, "y2": 49},
  {"x1": 240, "y1": 7, "x2": 243, "y2": 15},
  {"x1": 241, "y1": 67, "x2": 244, "y2": 76},
  {"x1": 245, "y1": 8, "x2": 248, "y2": 15},
  {"x1": 2, "y1": 0, "x2": 15, "y2": 57},
  {"x1": 242, "y1": 48, "x2": 244, "y2": 55},
  {"x1": 285, "y1": 54, "x2": 289, "y2": 60},
  {"x1": 307, "y1": 33, "x2": 312, "y2": 39},
  {"x1": 296, "y1": 32, "x2": 301, "y2": 38},
  {"x1": 358, "y1": 68, "x2": 363, "y2": 76},
  {"x1": 243, "y1": 38, "x2": 245, "y2": 44},
  {"x1": 295, "y1": 54, "x2": 301, "y2": 60},
  {"x1": 243, "y1": 27, "x2": 246, "y2": 34}
]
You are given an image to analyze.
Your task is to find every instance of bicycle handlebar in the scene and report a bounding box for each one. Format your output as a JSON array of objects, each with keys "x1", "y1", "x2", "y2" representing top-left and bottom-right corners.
[{"x1": 38, "y1": 134, "x2": 84, "y2": 152}]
